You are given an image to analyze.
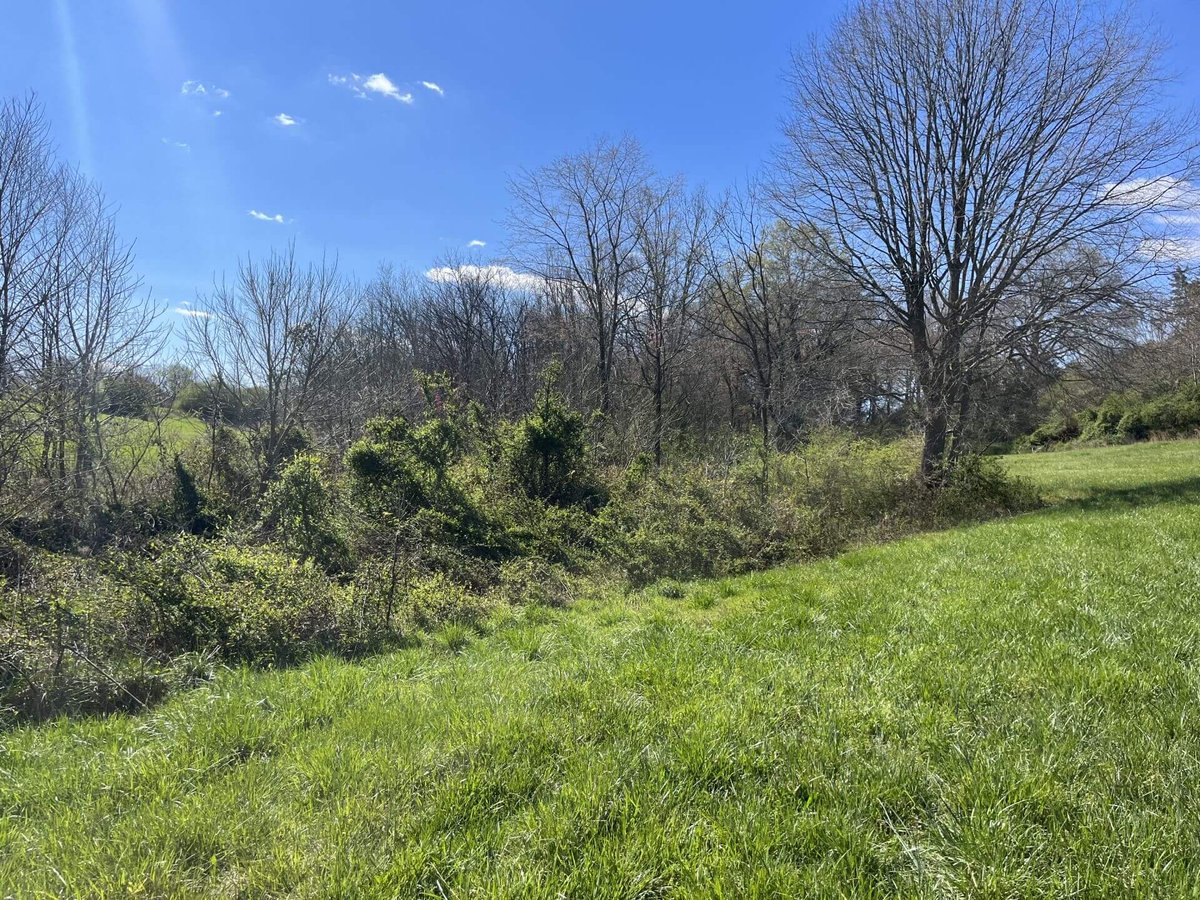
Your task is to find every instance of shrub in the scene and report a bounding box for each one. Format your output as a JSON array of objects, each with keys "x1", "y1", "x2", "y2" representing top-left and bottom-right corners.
[
  {"x1": 1079, "y1": 391, "x2": 1142, "y2": 443},
  {"x1": 407, "y1": 572, "x2": 491, "y2": 630},
  {"x1": 262, "y1": 453, "x2": 348, "y2": 571},
  {"x1": 169, "y1": 455, "x2": 213, "y2": 536},
  {"x1": 1020, "y1": 415, "x2": 1081, "y2": 451},
  {"x1": 99, "y1": 372, "x2": 165, "y2": 419},
  {"x1": 504, "y1": 375, "x2": 599, "y2": 507},
  {"x1": 346, "y1": 399, "x2": 493, "y2": 554},
  {"x1": 933, "y1": 454, "x2": 1041, "y2": 521},
  {"x1": 495, "y1": 557, "x2": 576, "y2": 607},
  {"x1": 115, "y1": 537, "x2": 343, "y2": 666},
  {"x1": 594, "y1": 469, "x2": 751, "y2": 585}
]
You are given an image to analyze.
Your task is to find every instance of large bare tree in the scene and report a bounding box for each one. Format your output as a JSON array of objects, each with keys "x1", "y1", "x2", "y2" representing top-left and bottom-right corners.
[
  {"x1": 777, "y1": 0, "x2": 1199, "y2": 481},
  {"x1": 507, "y1": 136, "x2": 652, "y2": 420}
]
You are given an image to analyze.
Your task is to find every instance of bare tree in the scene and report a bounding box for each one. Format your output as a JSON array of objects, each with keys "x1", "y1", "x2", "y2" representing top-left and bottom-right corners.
[
  {"x1": 188, "y1": 246, "x2": 356, "y2": 485},
  {"x1": 704, "y1": 188, "x2": 858, "y2": 448},
  {"x1": 418, "y1": 256, "x2": 536, "y2": 413},
  {"x1": 0, "y1": 95, "x2": 68, "y2": 504},
  {"x1": 778, "y1": 0, "x2": 1199, "y2": 482},
  {"x1": 507, "y1": 136, "x2": 652, "y2": 420},
  {"x1": 627, "y1": 181, "x2": 713, "y2": 464}
]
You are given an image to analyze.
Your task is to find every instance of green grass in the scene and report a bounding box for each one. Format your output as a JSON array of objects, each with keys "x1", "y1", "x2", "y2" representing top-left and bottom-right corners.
[{"x1": 3, "y1": 440, "x2": 1200, "y2": 897}]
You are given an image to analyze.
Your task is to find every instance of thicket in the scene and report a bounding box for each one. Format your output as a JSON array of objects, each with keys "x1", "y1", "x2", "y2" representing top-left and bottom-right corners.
[
  {"x1": 1018, "y1": 382, "x2": 1200, "y2": 451},
  {"x1": 0, "y1": 377, "x2": 1038, "y2": 725}
]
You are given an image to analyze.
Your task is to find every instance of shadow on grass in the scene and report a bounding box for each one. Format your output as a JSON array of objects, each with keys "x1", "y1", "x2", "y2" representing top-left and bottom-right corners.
[{"x1": 1044, "y1": 475, "x2": 1200, "y2": 514}]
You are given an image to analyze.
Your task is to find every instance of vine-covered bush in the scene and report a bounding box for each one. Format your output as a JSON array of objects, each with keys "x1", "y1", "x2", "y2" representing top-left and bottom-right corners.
[
  {"x1": 1020, "y1": 383, "x2": 1200, "y2": 450},
  {"x1": 2, "y1": 387, "x2": 1042, "y2": 724}
]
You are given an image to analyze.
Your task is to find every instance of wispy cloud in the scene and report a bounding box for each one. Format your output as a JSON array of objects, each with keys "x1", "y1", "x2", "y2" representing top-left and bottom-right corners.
[
  {"x1": 181, "y1": 80, "x2": 230, "y2": 99},
  {"x1": 161, "y1": 138, "x2": 190, "y2": 152},
  {"x1": 1105, "y1": 178, "x2": 1200, "y2": 263},
  {"x1": 249, "y1": 209, "x2": 286, "y2": 224},
  {"x1": 426, "y1": 264, "x2": 542, "y2": 292},
  {"x1": 173, "y1": 301, "x2": 211, "y2": 319},
  {"x1": 1141, "y1": 236, "x2": 1200, "y2": 263},
  {"x1": 467, "y1": 239, "x2": 486, "y2": 248},
  {"x1": 329, "y1": 72, "x2": 413, "y2": 104},
  {"x1": 274, "y1": 113, "x2": 299, "y2": 127},
  {"x1": 421, "y1": 81, "x2": 445, "y2": 96}
]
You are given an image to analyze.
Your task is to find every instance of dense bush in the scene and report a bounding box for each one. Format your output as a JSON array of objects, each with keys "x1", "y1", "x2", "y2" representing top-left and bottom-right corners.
[
  {"x1": 503, "y1": 378, "x2": 600, "y2": 507},
  {"x1": 262, "y1": 453, "x2": 348, "y2": 571},
  {"x1": 1021, "y1": 383, "x2": 1200, "y2": 450},
  {"x1": 2, "y1": 405, "x2": 1041, "y2": 725}
]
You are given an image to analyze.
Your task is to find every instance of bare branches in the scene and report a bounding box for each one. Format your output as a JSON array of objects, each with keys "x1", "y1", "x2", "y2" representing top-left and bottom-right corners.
[
  {"x1": 776, "y1": 0, "x2": 1200, "y2": 478},
  {"x1": 507, "y1": 136, "x2": 654, "y2": 417},
  {"x1": 187, "y1": 245, "x2": 357, "y2": 483}
]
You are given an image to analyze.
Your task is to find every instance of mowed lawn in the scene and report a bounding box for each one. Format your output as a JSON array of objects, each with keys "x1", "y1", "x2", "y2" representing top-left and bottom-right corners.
[{"x1": 3, "y1": 442, "x2": 1200, "y2": 897}]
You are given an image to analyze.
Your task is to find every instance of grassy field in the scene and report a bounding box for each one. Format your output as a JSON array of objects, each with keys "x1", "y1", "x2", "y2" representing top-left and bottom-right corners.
[{"x1": 3, "y1": 440, "x2": 1200, "y2": 897}]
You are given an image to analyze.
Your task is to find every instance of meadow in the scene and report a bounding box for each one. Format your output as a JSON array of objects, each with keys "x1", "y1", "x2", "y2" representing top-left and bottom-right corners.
[{"x1": 2, "y1": 440, "x2": 1199, "y2": 897}]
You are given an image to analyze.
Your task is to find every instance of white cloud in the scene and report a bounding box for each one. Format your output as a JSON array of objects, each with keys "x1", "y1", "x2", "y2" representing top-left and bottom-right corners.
[
  {"x1": 467, "y1": 239, "x2": 486, "y2": 248},
  {"x1": 173, "y1": 301, "x2": 211, "y2": 319},
  {"x1": 1105, "y1": 178, "x2": 1200, "y2": 263},
  {"x1": 181, "y1": 80, "x2": 230, "y2": 99},
  {"x1": 274, "y1": 113, "x2": 299, "y2": 127},
  {"x1": 248, "y1": 209, "x2": 286, "y2": 224},
  {"x1": 212, "y1": 110, "x2": 223, "y2": 118},
  {"x1": 1103, "y1": 177, "x2": 1200, "y2": 210},
  {"x1": 421, "y1": 81, "x2": 444, "y2": 96},
  {"x1": 327, "y1": 74, "x2": 360, "y2": 95},
  {"x1": 329, "y1": 72, "x2": 413, "y2": 104},
  {"x1": 1141, "y1": 236, "x2": 1200, "y2": 263},
  {"x1": 161, "y1": 138, "x2": 190, "y2": 152},
  {"x1": 425, "y1": 264, "x2": 542, "y2": 292},
  {"x1": 363, "y1": 73, "x2": 412, "y2": 103}
]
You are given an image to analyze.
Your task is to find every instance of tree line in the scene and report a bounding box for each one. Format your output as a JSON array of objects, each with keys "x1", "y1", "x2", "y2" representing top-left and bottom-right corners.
[{"x1": 1, "y1": 0, "x2": 1198, "y2": 536}]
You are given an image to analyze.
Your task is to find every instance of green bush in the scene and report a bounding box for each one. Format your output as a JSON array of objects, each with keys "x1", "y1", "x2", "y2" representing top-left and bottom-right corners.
[
  {"x1": 408, "y1": 571, "x2": 491, "y2": 630},
  {"x1": 1079, "y1": 391, "x2": 1142, "y2": 443},
  {"x1": 933, "y1": 454, "x2": 1041, "y2": 521},
  {"x1": 1019, "y1": 415, "x2": 1081, "y2": 451},
  {"x1": 1025, "y1": 383, "x2": 1200, "y2": 450},
  {"x1": 1140, "y1": 383, "x2": 1200, "y2": 435},
  {"x1": 503, "y1": 375, "x2": 600, "y2": 507},
  {"x1": 346, "y1": 401, "x2": 493, "y2": 554},
  {"x1": 262, "y1": 453, "x2": 348, "y2": 571},
  {"x1": 115, "y1": 537, "x2": 345, "y2": 667},
  {"x1": 169, "y1": 455, "x2": 213, "y2": 536},
  {"x1": 594, "y1": 468, "x2": 753, "y2": 585}
]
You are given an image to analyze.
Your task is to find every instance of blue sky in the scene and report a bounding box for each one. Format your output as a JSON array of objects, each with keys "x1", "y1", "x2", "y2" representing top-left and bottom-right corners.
[{"x1": 2, "y1": 0, "x2": 1199, "y2": 318}]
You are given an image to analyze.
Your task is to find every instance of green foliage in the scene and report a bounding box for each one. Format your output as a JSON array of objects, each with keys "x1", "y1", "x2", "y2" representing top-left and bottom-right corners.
[
  {"x1": 5, "y1": 441, "x2": 1200, "y2": 895},
  {"x1": 345, "y1": 380, "x2": 493, "y2": 553},
  {"x1": 261, "y1": 453, "x2": 348, "y2": 571},
  {"x1": 1023, "y1": 383, "x2": 1200, "y2": 449},
  {"x1": 494, "y1": 557, "x2": 576, "y2": 607},
  {"x1": 1017, "y1": 414, "x2": 1081, "y2": 451},
  {"x1": 115, "y1": 537, "x2": 345, "y2": 666},
  {"x1": 503, "y1": 374, "x2": 598, "y2": 507},
  {"x1": 175, "y1": 379, "x2": 252, "y2": 424},
  {"x1": 169, "y1": 455, "x2": 212, "y2": 536},
  {"x1": 2, "y1": 402, "x2": 1041, "y2": 724},
  {"x1": 594, "y1": 433, "x2": 937, "y2": 585},
  {"x1": 932, "y1": 453, "x2": 1042, "y2": 521},
  {"x1": 99, "y1": 372, "x2": 164, "y2": 419},
  {"x1": 407, "y1": 571, "x2": 491, "y2": 630}
]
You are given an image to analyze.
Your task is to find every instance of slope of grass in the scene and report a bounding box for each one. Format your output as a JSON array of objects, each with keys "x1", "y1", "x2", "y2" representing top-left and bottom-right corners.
[{"x1": 3, "y1": 441, "x2": 1200, "y2": 897}]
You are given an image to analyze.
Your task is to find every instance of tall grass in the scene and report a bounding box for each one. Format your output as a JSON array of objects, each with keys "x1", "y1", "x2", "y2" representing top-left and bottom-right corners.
[{"x1": 2, "y1": 440, "x2": 1198, "y2": 896}]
